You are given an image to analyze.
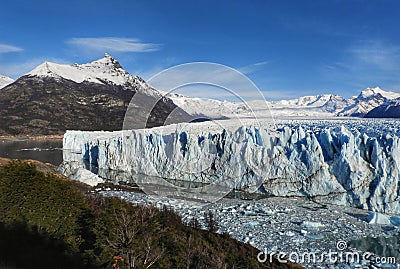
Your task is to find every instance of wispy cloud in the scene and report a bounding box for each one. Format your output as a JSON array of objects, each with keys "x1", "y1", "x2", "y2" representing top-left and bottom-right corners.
[
  {"x1": 318, "y1": 40, "x2": 400, "y2": 96},
  {"x1": 348, "y1": 40, "x2": 400, "y2": 71},
  {"x1": 67, "y1": 37, "x2": 162, "y2": 53},
  {"x1": 0, "y1": 44, "x2": 23, "y2": 54},
  {"x1": 238, "y1": 61, "x2": 269, "y2": 75}
]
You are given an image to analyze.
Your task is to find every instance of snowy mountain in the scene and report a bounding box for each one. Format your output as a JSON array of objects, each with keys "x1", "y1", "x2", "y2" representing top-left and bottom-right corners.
[
  {"x1": 268, "y1": 94, "x2": 349, "y2": 117},
  {"x1": 27, "y1": 53, "x2": 159, "y2": 97},
  {"x1": 337, "y1": 87, "x2": 400, "y2": 117},
  {"x1": 273, "y1": 94, "x2": 343, "y2": 108},
  {"x1": 164, "y1": 92, "x2": 249, "y2": 119},
  {"x1": 167, "y1": 92, "x2": 350, "y2": 119},
  {"x1": 0, "y1": 54, "x2": 188, "y2": 135},
  {"x1": 167, "y1": 87, "x2": 400, "y2": 119},
  {"x1": 0, "y1": 75, "x2": 14, "y2": 89},
  {"x1": 364, "y1": 98, "x2": 400, "y2": 118}
]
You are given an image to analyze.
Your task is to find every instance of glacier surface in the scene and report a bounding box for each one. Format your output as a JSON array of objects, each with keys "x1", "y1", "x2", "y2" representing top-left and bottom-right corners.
[{"x1": 62, "y1": 119, "x2": 400, "y2": 214}]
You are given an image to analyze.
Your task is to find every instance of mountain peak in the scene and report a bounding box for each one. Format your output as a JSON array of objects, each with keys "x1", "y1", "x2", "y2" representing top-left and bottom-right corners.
[
  {"x1": 24, "y1": 55, "x2": 161, "y2": 97},
  {"x1": 360, "y1": 87, "x2": 384, "y2": 97},
  {"x1": 27, "y1": 55, "x2": 131, "y2": 86},
  {"x1": 359, "y1": 87, "x2": 400, "y2": 100},
  {"x1": 88, "y1": 53, "x2": 123, "y2": 70},
  {"x1": 0, "y1": 75, "x2": 14, "y2": 89}
]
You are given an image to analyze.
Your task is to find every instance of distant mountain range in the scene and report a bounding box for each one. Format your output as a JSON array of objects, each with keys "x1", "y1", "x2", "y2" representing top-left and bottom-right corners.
[
  {"x1": 1, "y1": 54, "x2": 399, "y2": 135},
  {"x1": 166, "y1": 86, "x2": 400, "y2": 119}
]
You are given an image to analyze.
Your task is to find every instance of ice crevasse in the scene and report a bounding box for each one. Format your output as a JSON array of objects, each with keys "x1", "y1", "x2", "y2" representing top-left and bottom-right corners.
[{"x1": 63, "y1": 125, "x2": 400, "y2": 214}]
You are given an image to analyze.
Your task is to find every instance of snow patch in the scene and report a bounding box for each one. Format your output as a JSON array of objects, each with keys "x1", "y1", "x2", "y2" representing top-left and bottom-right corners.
[{"x1": 0, "y1": 75, "x2": 14, "y2": 89}]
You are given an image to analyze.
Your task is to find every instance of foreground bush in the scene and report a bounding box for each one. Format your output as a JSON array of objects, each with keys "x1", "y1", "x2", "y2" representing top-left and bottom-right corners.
[{"x1": 0, "y1": 160, "x2": 301, "y2": 269}]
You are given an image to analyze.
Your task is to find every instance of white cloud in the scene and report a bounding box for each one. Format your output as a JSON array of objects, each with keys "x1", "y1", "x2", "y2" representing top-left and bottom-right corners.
[
  {"x1": 318, "y1": 40, "x2": 400, "y2": 96},
  {"x1": 67, "y1": 37, "x2": 161, "y2": 52},
  {"x1": 348, "y1": 40, "x2": 400, "y2": 71},
  {"x1": 238, "y1": 61, "x2": 269, "y2": 75},
  {"x1": 0, "y1": 44, "x2": 23, "y2": 54}
]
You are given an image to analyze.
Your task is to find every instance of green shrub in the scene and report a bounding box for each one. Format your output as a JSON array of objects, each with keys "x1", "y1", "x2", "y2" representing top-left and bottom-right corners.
[{"x1": 0, "y1": 160, "x2": 301, "y2": 269}]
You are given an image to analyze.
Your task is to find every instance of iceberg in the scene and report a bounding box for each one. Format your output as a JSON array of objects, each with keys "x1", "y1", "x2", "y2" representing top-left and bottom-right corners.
[
  {"x1": 62, "y1": 123, "x2": 400, "y2": 214},
  {"x1": 367, "y1": 212, "x2": 390, "y2": 225}
]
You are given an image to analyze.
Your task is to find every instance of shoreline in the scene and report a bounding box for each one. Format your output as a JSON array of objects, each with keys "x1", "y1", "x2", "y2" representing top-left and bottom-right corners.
[{"x1": 0, "y1": 134, "x2": 64, "y2": 142}]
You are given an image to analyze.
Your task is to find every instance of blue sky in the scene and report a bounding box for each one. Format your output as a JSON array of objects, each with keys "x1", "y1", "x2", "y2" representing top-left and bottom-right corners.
[{"x1": 1, "y1": 0, "x2": 400, "y2": 100}]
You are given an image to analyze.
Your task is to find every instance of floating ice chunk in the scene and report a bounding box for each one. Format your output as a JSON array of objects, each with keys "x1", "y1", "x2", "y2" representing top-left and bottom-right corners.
[
  {"x1": 367, "y1": 212, "x2": 390, "y2": 225},
  {"x1": 241, "y1": 210, "x2": 258, "y2": 216},
  {"x1": 70, "y1": 168, "x2": 105, "y2": 187},
  {"x1": 245, "y1": 221, "x2": 259, "y2": 229},
  {"x1": 284, "y1": 231, "x2": 296, "y2": 237},
  {"x1": 300, "y1": 221, "x2": 324, "y2": 230}
]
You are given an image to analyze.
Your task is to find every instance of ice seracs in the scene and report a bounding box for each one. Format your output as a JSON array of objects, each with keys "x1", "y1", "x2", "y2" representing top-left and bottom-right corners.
[
  {"x1": 62, "y1": 119, "x2": 400, "y2": 214},
  {"x1": 0, "y1": 75, "x2": 14, "y2": 89}
]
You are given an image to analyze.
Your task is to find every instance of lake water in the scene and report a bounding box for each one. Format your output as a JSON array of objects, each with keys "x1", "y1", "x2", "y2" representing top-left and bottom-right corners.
[{"x1": 0, "y1": 139, "x2": 63, "y2": 166}]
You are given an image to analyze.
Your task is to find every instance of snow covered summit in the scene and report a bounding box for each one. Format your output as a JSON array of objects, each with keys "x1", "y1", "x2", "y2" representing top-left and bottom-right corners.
[
  {"x1": 358, "y1": 87, "x2": 400, "y2": 100},
  {"x1": 27, "y1": 53, "x2": 129, "y2": 85},
  {"x1": 0, "y1": 75, "x2": 14, "y2": 89},
  {"x1": 27, "y1": 53, "x2": 158, "y2": 96}
]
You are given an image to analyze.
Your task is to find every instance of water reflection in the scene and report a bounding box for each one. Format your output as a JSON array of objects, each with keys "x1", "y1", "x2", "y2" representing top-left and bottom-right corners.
[
  {"x1": 0, "y1": 139, "x2": 63, "y2": 165},
  {"x1": 82, "y1": 164, "x2": 228, "y2": 204}
]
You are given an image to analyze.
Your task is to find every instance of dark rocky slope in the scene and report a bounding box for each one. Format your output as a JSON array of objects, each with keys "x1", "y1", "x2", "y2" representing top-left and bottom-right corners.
[{"x1": 0, "y1": 74, "x2": 188, "y2": 136}]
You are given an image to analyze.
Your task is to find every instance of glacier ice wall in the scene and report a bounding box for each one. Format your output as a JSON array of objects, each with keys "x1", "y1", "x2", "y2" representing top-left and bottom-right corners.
[{"x1": 63, "y1": 125, "x2": 400, "y2": 214}]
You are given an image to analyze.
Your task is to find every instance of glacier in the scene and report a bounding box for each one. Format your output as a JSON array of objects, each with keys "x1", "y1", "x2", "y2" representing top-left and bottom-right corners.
[{"x1": 62, "y1": 120, "x2": 400, "y2": 214}]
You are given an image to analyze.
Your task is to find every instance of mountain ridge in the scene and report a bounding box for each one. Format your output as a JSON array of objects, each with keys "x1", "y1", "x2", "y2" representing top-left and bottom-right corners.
[{"x1": 166, "y1": 86, "x2": 400, "y2": 119}]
